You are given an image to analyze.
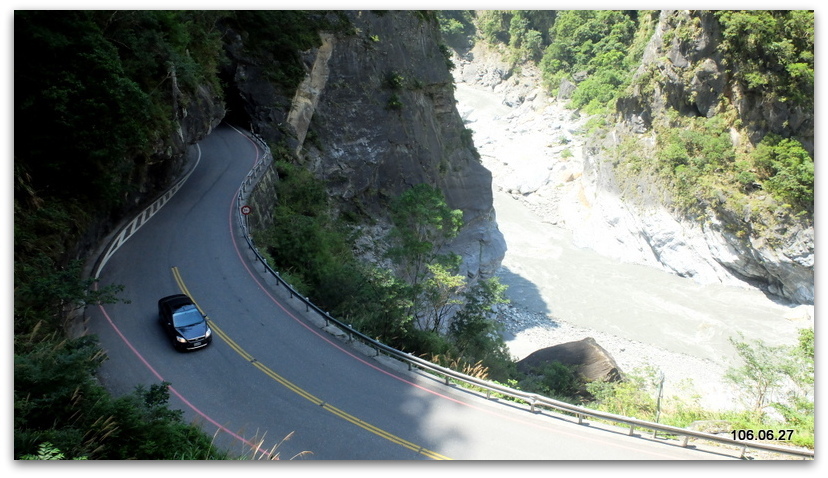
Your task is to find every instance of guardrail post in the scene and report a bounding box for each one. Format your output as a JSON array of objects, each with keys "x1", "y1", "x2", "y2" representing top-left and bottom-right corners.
[{"x1": 227, "y1": 132, "x2": 815, "y2": 462}]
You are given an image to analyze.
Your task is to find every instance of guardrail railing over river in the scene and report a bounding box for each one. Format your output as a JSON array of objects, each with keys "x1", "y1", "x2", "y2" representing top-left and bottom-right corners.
[{"x1": 235, "y1": 129, "x2": 814, "y2": 461}]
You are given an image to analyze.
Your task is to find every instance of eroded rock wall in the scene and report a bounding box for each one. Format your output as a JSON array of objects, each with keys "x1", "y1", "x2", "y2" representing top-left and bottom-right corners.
[
  {"x1": 297, "y1": 11, "x2": 506, "y2": 279},
  {"x1": 453, "y1": 12, "x2": 812, "y2": 305},
  {"x1": 605, "y1": 10, "x2": 814, "y2": 304}
]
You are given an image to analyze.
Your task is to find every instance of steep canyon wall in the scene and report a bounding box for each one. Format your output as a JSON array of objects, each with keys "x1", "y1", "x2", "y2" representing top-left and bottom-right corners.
[
  {"x1": 453, "y1": 11, "x2": 813, "y2": 305},
  {"x1": 236, "y1": 11, "x2": 506, "y2": 280}
]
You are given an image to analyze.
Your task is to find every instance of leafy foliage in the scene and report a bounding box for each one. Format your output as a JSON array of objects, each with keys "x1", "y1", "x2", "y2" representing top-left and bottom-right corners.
[
  {"x1": 227, "y1": 11, "x2": 330, "y2": 89},
  {"x1": 632, "y1": 331, "x2": 817, "y2": 448},
  {"x1": 714, "y1": 10, "x2": 814, "y2": 106},
  {"x1": 14, "y1": 11, "x2": 331, "y2": 460},
  {"x1": 725, "y1": 331, "x2": 814, "y2": 422},
  {"x1": 724, "y1": 334, "x2": 791, "y2": 413},
  {"x1": 437, "y1": 10, "x2": 476, "y2": 49},
  {"x1": 463, "y1": 11, "x2": 641, "y2": 114},
  {"x1": 632, "y1": 112, "x2": 814, "y2": 221},
  {"x1": 475, "y1": 10, "x2": 511, "y2": 45},
  {"x1": 15, "y1": 332, "x2": 228, "y2": 459},
  {"x1": 421, "y1": 262, "x2": 466, "y2": 332},
  {"x1": 259, "y1": 161, "x2": 352, "y2": 296},
  {"x1": 14, "y1": 254, "x2": 127, "y2": 333},
  {"x1": 17, "y1": 11, "x2": 154, "y2": 207},
  {"x1": 387, "y1": 184, "x2": 463, "y2": 285},
  {"x1": 586, "y1": 367, "x2": 660, "y2": 420},
  {"x1": 519, "y1": 362, "x2": 582, "y2": 400},
  {"x1": 468, "y1": 10, "x2": 813, "y2": 225},
  {"x1": 19, "y1": 442, "x2": 87, "y2": 460},
  {"x1": 752, "y1": 134, "x2": 814, "y2": 210},
  {"x1": 654, "y1": 115, "x2": 736, "y2": 211},
  {"x1": 254, "y1": 174, "x2": 516, "y2": 378},
  {"x1": 448, "y1": 278, "x2": 513, "y2": 381}
]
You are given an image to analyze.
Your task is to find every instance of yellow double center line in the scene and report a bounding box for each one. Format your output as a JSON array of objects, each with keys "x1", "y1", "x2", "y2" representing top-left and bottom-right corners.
[{"x1": 171, "y1": 267, "x2": 450, "y2": 460}]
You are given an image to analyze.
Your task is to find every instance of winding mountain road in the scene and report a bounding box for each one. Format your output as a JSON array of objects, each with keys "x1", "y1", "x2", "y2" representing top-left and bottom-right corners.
[{"x1": 87, "y1": 124, "x2": 737, "y2": 460}]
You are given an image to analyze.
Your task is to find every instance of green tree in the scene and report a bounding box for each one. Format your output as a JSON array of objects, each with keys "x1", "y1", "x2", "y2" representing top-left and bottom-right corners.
[
  {"x1": 724, "y1": 334, "x2": 791, "y2": 414},
  {"x1": 259, "y1": 161, "x2": 355, "y2": 296},
  {"x1": 715, "y1": 10, "x2": 814, "y2": 105},
  {"x1": 521, "y1": 362, "x2": 581, "y2": 400},
  {"x1": 539, "y1": 10, "x2": 637, "y2": 109},
  {"x1": 421, "y1": 261, "x2": 466, "y2": 333},
  {"x1": 228, "y1": 11, "x2": 327, "y2": 89},
  {"x1": 387, "y1": 184, "x2": 464, "y2": 330},
  {"x1": 772, "y1": 328, "x2": 814, "y2": 431},
  {"x1": 586, "y1": 367, "x2": 660, "y2": 420},
  {"x1": 752, "y1": 134, "x2": 814, "y2": 209},
  {"x1": 476, "y1": 10, "x2": 510, "y2": 44},
  {"x1": 14, "y1": 254, "x2": 127, "y2": 333},
  {"x1": 354, "y1": 267, "x2": 416, "y2": 343},
  {"x1": 448, "y1": 277, "x2": 512, "y2": 380},
  {"x1": 387, "y1": 184, "x2": 463, "y2": 286},
  {"x1": 16, "y1": 11, "x2": 155, "y2": 207},
  {"x1": 437, "y1": 10, "x2": 475, "y2": 49}
]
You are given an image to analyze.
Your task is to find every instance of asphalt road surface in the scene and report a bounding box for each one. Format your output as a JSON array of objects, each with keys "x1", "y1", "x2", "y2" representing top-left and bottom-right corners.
[{"x1": 87, "y1": 124, "x2": 740, "y2": 461}]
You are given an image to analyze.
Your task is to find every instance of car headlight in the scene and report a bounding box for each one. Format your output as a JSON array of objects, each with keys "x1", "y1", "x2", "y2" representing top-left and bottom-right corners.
[
  {"x1": 205, "y1": 328, "x2": 212, "y2": 338},
  {"x1": 176, "y1": 336, "x2": 187, "y2": 343}
]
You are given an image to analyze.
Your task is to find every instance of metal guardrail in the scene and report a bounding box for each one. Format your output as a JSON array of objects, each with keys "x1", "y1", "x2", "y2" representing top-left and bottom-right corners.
[{"x1": 235, "y1": 130, "x2": 814, "y2": 460}]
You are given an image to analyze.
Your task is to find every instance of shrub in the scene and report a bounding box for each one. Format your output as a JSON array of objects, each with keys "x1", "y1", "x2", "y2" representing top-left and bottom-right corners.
[
  {"x1": 519, "y1": 362, "x2": 581, "y2": 400},
  {"x1": 752, "y1": 134, "x2": 813, "y2": 209},
  {"x1": 586, "y1": 367, "x2": 660, "y2": 420}
]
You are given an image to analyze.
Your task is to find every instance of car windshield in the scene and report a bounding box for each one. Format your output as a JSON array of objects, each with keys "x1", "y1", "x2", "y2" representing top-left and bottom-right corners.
[{"x1": 172, "y1": 305, "x2": 203, "y2": 327}]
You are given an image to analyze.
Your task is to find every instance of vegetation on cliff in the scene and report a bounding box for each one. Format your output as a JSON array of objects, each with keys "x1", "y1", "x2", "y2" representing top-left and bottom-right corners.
[
  {"x1": 255, "y1": 164, "x2": 515, "y2": 380},
  {"x1": 16, "y1": 11, "x2": 225, "y2": 459},
  {"x1": 14, "y1": 9, "x2": 814, "y2": 459},
  {"x1": 618, "y1": 10, "x2": 814, "y2": 239},
  {"x1": 444, "y1": 10, "x2": 814, "y2": 230},
  {"x1": 14, "y1": 10, "x2": 519, "y2": 458},
  {"x1": 14, "y1": 10, "x2": 328, "y2": 459},
  {"x1": 586, "y1": 328, "x2": 814, "y2": 449},
  {"x1": 439, "y1": 9, "x2": 814, "y2": 448}
]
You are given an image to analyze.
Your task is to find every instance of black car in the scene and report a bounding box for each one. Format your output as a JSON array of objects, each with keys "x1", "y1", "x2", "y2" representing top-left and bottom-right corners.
[{"x1": 157, "y1": 294, "x2": 212, "y2": 351}]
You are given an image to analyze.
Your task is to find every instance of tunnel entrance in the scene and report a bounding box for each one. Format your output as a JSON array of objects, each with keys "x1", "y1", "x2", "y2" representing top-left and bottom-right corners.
[{"x1": 219, "y1": 70, "x2": 251, "y2": 129}]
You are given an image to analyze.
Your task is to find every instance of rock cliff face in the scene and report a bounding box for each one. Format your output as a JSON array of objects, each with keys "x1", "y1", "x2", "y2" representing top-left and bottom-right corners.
[
  {"x1": 453, "y1": 12, "x2": 813, "y2": 305},
  {"x1": 77, "y1": 81, "x2": 225, "y2": 266},
  {"x1": 605, "y1": 10, "x2": 813, "y2": 304},
  {"x1": 230, "y1": 11, "x2": 506, "y2": 280},
  {"x1": 566, "y1": 154, "x2": 814, "y2": 304},
  {"x1": 617, "y1": 11, "x2": 814, "y2": 153}
]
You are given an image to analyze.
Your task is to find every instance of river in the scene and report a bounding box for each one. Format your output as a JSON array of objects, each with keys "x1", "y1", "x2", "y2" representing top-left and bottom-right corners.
[{"x1": 453, "y1": 82, "x2": 811, "y2": 410}]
